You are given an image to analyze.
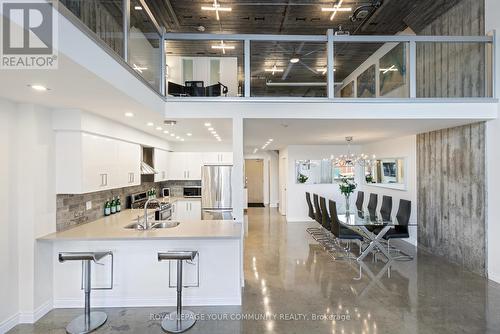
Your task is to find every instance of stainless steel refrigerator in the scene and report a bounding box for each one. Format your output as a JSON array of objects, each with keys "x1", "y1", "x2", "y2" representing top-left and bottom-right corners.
[{"x1": 201, "y1": 165, "x2": 233, "y2": 220}]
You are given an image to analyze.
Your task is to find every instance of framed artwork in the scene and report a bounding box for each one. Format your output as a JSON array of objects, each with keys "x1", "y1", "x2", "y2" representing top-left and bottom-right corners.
[
  {"x1": 340, "y1": 81, "x2": 354, "y2": 97},
  {"x1": 357, "y1": 65, "x2": 376, "y2": 98},
  {"x1": 379, "y1": 43, "x2": 407, "y2": 96}
]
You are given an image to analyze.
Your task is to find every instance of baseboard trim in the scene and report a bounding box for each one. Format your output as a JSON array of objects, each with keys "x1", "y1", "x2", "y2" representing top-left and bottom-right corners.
[
  {"x1": 54, "y1": 297, "x2": 242, "y2": 309},
  {"x1": 18, "y1": 300, "x2": 53, "y2": 324},
  {"x1": 488, "y1": 272, "x2": 500, "y2": 284},
  {"x1": 0, "y1": 313, "x2": 19, "y2": 333}
]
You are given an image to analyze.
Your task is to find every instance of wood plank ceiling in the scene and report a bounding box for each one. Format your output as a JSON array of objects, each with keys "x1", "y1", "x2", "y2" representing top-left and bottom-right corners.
[{"x1": 143, "y1": 0, "x2": 469, "y2": 96}]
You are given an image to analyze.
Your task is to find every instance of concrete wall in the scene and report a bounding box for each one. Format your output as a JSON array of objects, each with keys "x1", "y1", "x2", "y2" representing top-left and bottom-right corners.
[
  {"x1": 417, "y1": 123, "x2": 486, "y2": 275},
  {"x1": 417, "y1": 0, "x2": 486, "y2": 98},
  {"x1": 485, "y1": 0, "x2": 500, "y2": 284}
]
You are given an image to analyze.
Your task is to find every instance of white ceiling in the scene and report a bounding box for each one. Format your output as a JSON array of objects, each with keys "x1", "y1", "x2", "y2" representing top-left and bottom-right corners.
[
  {"x1": 163, "y1": 118, "x2": 233, "y2": 144},
  {"x1": 244, "y1": 118, "x2": 480, "y2": 151}
]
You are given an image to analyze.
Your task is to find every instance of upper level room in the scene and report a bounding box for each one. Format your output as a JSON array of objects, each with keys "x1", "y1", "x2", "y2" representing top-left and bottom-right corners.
[{"x1": 52, "y1": 0, "x2": 497, "y2": 102}]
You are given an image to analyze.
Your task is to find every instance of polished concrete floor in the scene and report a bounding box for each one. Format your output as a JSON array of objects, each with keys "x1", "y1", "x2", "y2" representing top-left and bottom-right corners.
[{"x1": 10, "y1": 207, "x2": 500, "y2": 333}]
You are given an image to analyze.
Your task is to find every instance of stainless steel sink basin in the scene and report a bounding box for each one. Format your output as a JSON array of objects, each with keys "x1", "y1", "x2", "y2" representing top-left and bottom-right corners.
[
  {"x1": 151, "y1": 221, "x2": 180, "y2": 229},
  {"x1": 124, "y1": 221, "x2": 180, "y2": 230}
]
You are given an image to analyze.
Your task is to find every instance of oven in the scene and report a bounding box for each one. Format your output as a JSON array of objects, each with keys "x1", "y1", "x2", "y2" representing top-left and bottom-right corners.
[{"x1": 183, "y1": 186, "x2": 202, "y2": 198}]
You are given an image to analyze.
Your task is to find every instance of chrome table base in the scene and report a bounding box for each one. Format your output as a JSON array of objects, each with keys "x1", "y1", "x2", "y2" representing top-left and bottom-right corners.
[
  {"x1": 161, "y1": 310, "x2": 197, "y2": 333},
  {"x1": 66, "y1": 311, "x2": 107, "y2": 334}
]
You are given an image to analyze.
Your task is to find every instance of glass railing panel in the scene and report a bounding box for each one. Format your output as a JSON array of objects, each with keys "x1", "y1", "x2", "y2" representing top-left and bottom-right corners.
[
  {"x1": 165, "y1": 40, "x2": 244, "y2": 97},
  {"x1": 416, "y1": 42, "x2": 493, "y2": 98},
  {"x1": 334, "y1": 42, "x2": 409, "y2": 98},
  {"x1": 128, "y1": 0, "x2": 161, "y2": 92},
  {"x1": 60, "y1": 0, "x2": 124, "y2": 57},
  {"x1": 250, "y1": 41, "x2": 327, "y2": 97}
]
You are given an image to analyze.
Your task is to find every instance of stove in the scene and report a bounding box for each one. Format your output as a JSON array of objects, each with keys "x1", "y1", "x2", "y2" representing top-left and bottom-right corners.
[{"x1": 128, "y1": 191, "x2": 172, "y2": 220}]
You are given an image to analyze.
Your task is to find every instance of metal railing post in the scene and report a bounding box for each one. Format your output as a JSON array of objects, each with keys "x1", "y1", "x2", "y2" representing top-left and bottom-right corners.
[
  {"x1": 160, "y1": 28, "x2": 166, "y2": 96},
  {"x1": 122, "y1": 0, "x2": 130, "y2": 62},
  {"x1": 244, "y1": 39, "x2": 250, "y2": 97},
  {"x1": 409, "y1": 40, "x2": 417, "y2": 98},
  {"x1": 327, "y1": 29, "x2": 335, "y2": 99}
]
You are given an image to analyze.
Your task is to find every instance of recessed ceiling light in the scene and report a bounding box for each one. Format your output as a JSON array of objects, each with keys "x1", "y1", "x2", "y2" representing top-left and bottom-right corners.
[
  {"x1": 176, "y1": 136, "x2": 180, "y2": 139},
  {"x1": 29, "y1": 84, "x2": 49, "y2": 91},
  {"x1": 208, "y1": 127, "x2": 214, "y2": 131},
  {"x1": 156, "y1": 126, "x2": 162, "y2": 131},
  {"x1": 147, "y1": 122, "x2": 154, "y2": 127},
  {"x1": 204, "y1": 122, "x2": 211, "y2": 127},
  {"x1": 124, "y1": 112, "x2": 134, "y2": 117},
  {"x1": 186, "y1": 133, "x2": 192, "y2": 136},
  {"x1": 268, "y1": 139, "x2": 273, "y2": 142},
  {"x1": 134, "y1": 5, "x2": 142, "y2": 10},
  {"x1": 163, "y1": 130, "x2": 169, "y2": 134},
  {"x1": 290, "y1": 57, "x2": 300, "y2": 64},
  {"x1": 170, "y1": 133, "x2": 175, "y2": 137},
  {"x1": 181, "y1": 139, "x2": 185, "y2": 141},
  {"x1": 212, "y1": 131, "x2": 217, "y2": 135}
]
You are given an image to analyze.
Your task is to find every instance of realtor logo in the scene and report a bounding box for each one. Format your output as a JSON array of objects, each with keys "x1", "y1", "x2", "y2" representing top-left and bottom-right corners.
[{"x1": 0, "y1": 0, "x2": 58, "y2": 69}]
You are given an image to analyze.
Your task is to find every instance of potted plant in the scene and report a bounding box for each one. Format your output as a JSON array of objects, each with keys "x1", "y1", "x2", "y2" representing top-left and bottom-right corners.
[
  {"x1": 298, "y1": 173, "x2": 308, "y2": 184},
  {"x1": 339, "y1": 177, "x2": 357, "y2": 213}
]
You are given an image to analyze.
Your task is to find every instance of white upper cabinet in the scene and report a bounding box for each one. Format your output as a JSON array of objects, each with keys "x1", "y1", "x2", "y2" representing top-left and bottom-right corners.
[
  {"x1": 202, "y1": 152, "x2": 233, "y2": 164},
  {"x1": 56, "y1": 132, "x2": 141, "y2": 194},
  {"x1": 154, "y1": 149, "x2": 169, "y2": 182},
  {"x1": 168, "y1": 152, "x2": 203, "y2": 180}
]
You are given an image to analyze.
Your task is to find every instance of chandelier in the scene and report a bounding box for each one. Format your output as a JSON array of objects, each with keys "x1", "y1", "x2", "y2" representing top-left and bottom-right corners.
[{"x1": 333, "y1": 136, "x2": 376, "y2": 167}]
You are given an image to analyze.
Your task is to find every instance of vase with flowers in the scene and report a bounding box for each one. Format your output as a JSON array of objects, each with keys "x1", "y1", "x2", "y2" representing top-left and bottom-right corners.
[{"x1": 339, "y1": 177, "x2": 357, "y2": 213}]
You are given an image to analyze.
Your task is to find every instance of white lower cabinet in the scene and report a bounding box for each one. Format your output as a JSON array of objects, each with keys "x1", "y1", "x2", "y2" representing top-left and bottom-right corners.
[
  {"x1": 56, "y1": 132, "x2": 141, "y2": 194},
  {"x1": 172, "y1": 200, "x2": 201, "y2": 221}
]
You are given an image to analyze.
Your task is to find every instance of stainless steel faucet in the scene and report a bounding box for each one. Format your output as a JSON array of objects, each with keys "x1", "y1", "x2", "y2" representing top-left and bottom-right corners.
[{"x1": 143, "y1": 198, "x2": 160, "y2": 230}]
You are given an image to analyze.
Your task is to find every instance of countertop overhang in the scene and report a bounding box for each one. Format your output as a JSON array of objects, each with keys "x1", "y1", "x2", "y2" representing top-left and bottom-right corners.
[{"x1": 39, "y1": 208, "x2": 241, "y2": 241}]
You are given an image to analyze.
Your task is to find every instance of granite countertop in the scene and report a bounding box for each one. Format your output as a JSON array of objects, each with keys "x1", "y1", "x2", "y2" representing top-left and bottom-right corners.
[
  {"x1": 163, "y1": 196, "x2": 202, "y2": 204},
  {"x1": 39, "y1": 208, "x2": 240, "y2": 241}
]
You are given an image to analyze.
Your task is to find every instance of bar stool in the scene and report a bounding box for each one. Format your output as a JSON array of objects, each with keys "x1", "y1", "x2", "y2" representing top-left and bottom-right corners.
[
  {"x1": 58, "y1": 251, "x2": 113, "y2": 334},
  {"x1": 158, "y1": 251, "x2": 199, "y2": 333}
]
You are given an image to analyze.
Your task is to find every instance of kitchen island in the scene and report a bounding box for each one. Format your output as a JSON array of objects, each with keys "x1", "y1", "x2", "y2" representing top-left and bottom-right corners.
[{"x1": 38, "y1": 209, "x2": 242, "y2": 308}]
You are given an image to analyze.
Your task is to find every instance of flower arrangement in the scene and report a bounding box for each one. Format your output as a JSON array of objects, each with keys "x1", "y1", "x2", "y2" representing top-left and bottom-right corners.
[
  {"x1": 339, "y1": 177, "x2": 357, "y2": 196},
  {"x1": 298, "y1": 173, "x2": 309, "y2": 184}
]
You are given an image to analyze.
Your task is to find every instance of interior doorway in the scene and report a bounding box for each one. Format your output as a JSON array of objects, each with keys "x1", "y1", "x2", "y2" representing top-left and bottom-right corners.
[{"x1": 245, "y1": 159, "x2": 264, "y2": 207}]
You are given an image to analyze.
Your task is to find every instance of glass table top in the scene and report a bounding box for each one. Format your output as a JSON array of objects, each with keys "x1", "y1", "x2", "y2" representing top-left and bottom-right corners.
[{"x1": 337, "y1": 210, "x2": 415, "y2": 227}]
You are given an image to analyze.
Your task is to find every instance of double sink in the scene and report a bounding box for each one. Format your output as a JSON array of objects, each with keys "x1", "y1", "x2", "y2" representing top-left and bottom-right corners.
[{"x1": 124, "y1": 221, "x2": 180, "y2": 230}]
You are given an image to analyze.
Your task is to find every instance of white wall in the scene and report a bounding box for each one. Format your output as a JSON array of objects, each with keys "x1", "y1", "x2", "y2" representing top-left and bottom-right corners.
[
  {"x1": 0, "y1": 99, "x2": 56, "y2": 332},
  {"x1": 244, "y1": 151, "x2": 279, "y2": 207},
  {"x1": 338, "y1": 28, "x2": 415, "y2": 98},
  {"x1": 359, "y1": 136, "x2": 418, "y2": 245},
  {"x1": 485, "y1": 0, "x2": 500, "y2": 284},
  {"x1": 282, "y1": 145, "x2": 362, "y2": 222}
]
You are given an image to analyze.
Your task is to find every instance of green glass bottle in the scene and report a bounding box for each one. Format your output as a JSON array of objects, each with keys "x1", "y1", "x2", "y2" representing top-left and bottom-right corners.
[
  {"x1": 110, "y1": 196, "x2": 116, "y2": 214},
  {"x1": 116, "y1": 196, "x2": 121, "y2": 212},
  {"x1": 104, "y1": 199, "x2": 111, "y2": 216}
]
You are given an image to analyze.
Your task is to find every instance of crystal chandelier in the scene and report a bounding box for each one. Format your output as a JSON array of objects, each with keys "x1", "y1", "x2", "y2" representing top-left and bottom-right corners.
[{"x1": 333, "y1": 136, "x2": 376, "y2": 167}]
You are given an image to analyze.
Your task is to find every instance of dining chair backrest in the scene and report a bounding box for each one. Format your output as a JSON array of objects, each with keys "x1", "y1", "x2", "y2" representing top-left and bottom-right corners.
[
  {"x1": 396, "y1": 199, "x2": 411, "y2": 228},
  {"x1": 367, "y1": 193, "x2": 378, "y2": 213},
  {"x1": 305, "y1": 192, "x2": 315, "y2": 220},
  {"x1": 313, "y1": 194, "x2": 322, "y2": 225},
  {"x1": 355, "y1": 191, "x2": 364, "y2": 211},
  {"x1": 319, "y1": 197, "x2": 331, "y2": 230},
  {"x1": 328, "y1": 200, "x2": 341, "y2": 238},
  {"x1": 380, "y1": 195, "x2": 393, "y2": 221}
]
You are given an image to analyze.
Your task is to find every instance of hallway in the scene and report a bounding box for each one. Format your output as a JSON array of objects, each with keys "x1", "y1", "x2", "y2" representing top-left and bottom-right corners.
[{"x1": 9, "y1": 207, "x2": 500, "y2": 333}]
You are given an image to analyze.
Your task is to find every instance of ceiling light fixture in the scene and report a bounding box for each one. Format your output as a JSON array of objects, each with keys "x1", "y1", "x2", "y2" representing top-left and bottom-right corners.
[
  {"x1": 290, "y1": 57, "x2": 300, "y2": 64},
  {"x1": 253, "y1": 148, "x2": 258, "y2": 154},
  {"x1": 322, "y1": 0, "x2": 352, "y2": 21},
  {"x1": 176, "y1": 136, "x2": 180, "y2": 139},
  {"x1": 170, "y1": 133, "x2": 175, "y2": 137},
  {"x1": 147, "y1": 122, "x2": 154, "y2": 127},
  {"x1": 186, "y1": 133, "x2": 192, "y2": 136},
  {"x1": 124, "y1": 112, "x2": 134, "y2": 117},
  {"x1": 264, "y1": 65, "x2": 284, "y2": 75},
  {"x1": 211, "y1": 40, "x2": 235, "y2": 54},
  {"x1": 132, "y1": 64, "x2": 148, "y2": 73},
  {"x1": 163, "y1": 130, "x2": 169, "y2": 134},
  {"x1": 379, "y1": 64, "x2": 398, "y2": 74},
  {"x1": 156, "y1": 126, "x2": 162, "y2": 130},
  {"x1": 29, "y1": 84, "x2": 49, "y2": 91},
  {"x1": 201, "y1": 0, "x2": 232, "y2": 21},
  {"x1": 134, "y1": 5, "x2": 142, "y2": 10},
  {"x1": 332, "y1": 136, "x2": 376, "y2": 167},
  {"x1": 208, "y1": 127, "x2": 214, "y2": 131},
  {"x1": 204, "y1": 122, "x2": 211, "y2": 127}
]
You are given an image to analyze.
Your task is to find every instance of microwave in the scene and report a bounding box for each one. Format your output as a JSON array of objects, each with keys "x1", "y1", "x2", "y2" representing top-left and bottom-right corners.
[
  {"x1": 183, "y1": 186, "x2": 201, "y2": 198},
  {"x1": 162, "y1": 188, "x2": 170, "y2": 198}
]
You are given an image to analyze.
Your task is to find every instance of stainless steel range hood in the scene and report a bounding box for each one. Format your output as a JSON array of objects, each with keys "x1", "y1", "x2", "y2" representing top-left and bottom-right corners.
[{"x1": 141, "y1": 161, "x2": 157, "y2": 175}]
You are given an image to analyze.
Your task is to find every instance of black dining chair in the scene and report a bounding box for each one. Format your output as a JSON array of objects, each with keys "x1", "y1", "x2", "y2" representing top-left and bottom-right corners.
[
  {"x1": 380, "y1": 195, "x2": 393, "y2": 221},
  {"x1": 367, "y1": 193, "x2": 378, "y2": 214},
  {"x1": 329, "y1": 200, "x2": 363, "y2": 256},
  {"x1": 320, "y1": 197, "x2": 332, "y2": 231},
  {"x1": 383, "y1": 199, "x2": 412, "y2": 260},
  {"x1": 313, "y1": 194, "x2": 322, "y2": 224},
  {"x1": 355, "y1": 191, "x2": 364, "y2": 212},
  {"x1": 305, "y1": 192, "x2": 315, "y2": 220},
  {"x1": 309, "y1": 194, "x2": 328, "y2": 241}
]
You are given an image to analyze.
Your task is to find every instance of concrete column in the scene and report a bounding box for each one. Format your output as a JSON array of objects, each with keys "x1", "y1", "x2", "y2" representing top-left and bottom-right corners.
[{"x1": 232, "y1": 116, "x2": 244, "y2": 222}]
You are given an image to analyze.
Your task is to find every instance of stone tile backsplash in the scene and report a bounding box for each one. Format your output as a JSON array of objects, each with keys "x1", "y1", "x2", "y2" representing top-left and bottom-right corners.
[{"x1": 56, "y1": 180, "x2": 200, "y2": 231}]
